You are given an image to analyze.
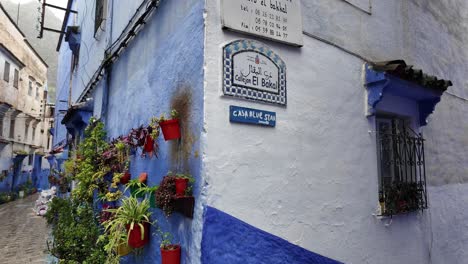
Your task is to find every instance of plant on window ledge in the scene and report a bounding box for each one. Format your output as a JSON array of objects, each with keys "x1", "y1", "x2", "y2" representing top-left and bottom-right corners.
[{"x1": 381, "y1": 181, "x2": 424, "y2": 216}]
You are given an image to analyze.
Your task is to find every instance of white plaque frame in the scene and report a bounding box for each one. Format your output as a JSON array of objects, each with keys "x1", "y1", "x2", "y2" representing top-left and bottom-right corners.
[
  {"x1": 221, "y1": 0, "x2": 303, "y2": 47},
  {"x1": 223, "y1": 39, "x2": 287, "y2": 106}
]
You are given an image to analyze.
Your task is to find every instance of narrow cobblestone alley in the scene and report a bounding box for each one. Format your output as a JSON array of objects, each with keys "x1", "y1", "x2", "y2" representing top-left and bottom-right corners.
[{"x1": 0, "y1": 194, "x2": 49, "y2": 264}]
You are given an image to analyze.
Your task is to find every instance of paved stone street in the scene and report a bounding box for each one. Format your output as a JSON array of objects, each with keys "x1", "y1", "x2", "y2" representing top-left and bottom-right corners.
[{"x1": 0, "y1": 194, "x2": 49, "y2": 264}]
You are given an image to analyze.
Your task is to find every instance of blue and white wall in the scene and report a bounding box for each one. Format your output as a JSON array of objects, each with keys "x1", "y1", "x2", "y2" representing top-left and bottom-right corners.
[{"x1": 201, "y1": 0, "x2": 468, "y2": 263}]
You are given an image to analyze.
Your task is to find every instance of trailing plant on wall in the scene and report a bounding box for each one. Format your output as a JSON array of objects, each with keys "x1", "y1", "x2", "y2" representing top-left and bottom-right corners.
[
  {"x1": 127, "y1": 125, "x2": 159, "y2": 158},
  {"x1": 155, "y1": 175, "x2": 177, "y2": 216}
]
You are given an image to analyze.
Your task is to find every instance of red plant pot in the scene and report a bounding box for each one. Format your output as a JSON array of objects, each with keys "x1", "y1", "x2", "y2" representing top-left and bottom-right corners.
[
  {"x1": 161, "y1": 245, "x2": 181, "y2": 264},
  {"x1": 126, "y1": 222, "x2": 150, "y2": 248},
  {"x1": 144, "y1": 135, "x2": 155, "y2": 153},
  {"x1": 175, "y1": 178, "x2": 188, "y2": 197},
  {"x1": 121, "y1": 171, "x2": 131, "y2": 185},
  {"x1": 160, "y1": 119, "x2": 181, "y2": 141}
]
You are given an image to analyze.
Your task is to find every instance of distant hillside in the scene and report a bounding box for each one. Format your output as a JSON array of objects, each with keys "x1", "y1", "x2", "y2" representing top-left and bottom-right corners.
[{"x1": 0, "y1": 0, "x2": 63, "y2": 102}]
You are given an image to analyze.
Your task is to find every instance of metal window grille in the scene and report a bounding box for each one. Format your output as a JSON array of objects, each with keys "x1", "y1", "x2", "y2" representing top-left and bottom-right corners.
[{"x1": 376, "y1": 118, "x2": 427, "y2": 216}]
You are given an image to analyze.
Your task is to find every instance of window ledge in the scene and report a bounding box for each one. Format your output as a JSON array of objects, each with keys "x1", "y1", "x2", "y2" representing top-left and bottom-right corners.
[{"x1": 365, "y1": 60, "x2": 452, "y2": 126}]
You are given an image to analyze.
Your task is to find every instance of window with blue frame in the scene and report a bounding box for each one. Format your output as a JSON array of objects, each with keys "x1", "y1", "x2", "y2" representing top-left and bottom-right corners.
[{"x1": 365, "y1": 60, "x2": 452, "y2": 216}]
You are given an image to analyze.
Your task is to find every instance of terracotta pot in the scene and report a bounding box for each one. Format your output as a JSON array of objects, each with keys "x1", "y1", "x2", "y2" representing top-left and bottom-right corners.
[
  {"x1": 160, "y1": 119, "x2": 181, "y2": 141},
  {"x1": 161, "y1": 244, "x2": 181, "y2": 264},
  {"x1": 175, "y1": 178, "x2": 188, "y2": 197},
  {"x1": 121, "y1": 171, "x2": 131, "y2": 185},
  {"x1": 139, "y1": 172, "x2": 148, "y2": 183},
  {"x1": 126, "y1": 222, "x2": 150, "y2": 248}
]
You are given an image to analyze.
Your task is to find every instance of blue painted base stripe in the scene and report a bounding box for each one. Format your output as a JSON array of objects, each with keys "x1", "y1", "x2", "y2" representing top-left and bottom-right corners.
[{"x1": 202, "y1": 206, "x2": 343, "y2": 264}]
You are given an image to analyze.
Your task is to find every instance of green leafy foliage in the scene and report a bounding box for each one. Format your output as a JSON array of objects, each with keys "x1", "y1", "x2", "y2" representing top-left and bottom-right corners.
[
  {"x1": 45, "y1": 198, "x2": 107, "y2": 263},
  {"x1": 100, "y1": 197, "x2": 154, "y2": 263},
  {"x1": 72, "y1": 118, "x2": 110, "y2": 202}
]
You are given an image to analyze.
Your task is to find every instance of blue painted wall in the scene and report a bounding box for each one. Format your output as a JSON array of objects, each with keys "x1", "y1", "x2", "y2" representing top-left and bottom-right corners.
[
  {"x1": 51, "y1": 1, "x2": 345, "y2": 263},
  {"x1": 0, "y1": 171, "x2": 13, "y2": 192},
  {"x1": 53, "y1": 22, "x2": 73, "y2": 148},
  {"x1": 36, "y1": 169, "x2": 50, "y2": 191},
  {"x1": 202, "y1": 206, "x2": 343, "y2": 264},
  {"x1": 77, "y1": 0, "x2": 206, "y2": 263}
]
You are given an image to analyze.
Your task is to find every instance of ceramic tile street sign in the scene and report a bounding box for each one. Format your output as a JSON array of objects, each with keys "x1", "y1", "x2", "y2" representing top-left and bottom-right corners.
[
  {"x1": 221, "y1": 0, "x2": 303, "y2": 47},
  {"x1": 229, "y1": 105, "x2": 276, "y2": 127},
  {"x1": 223, "y1": 39, "x2": 287, "y2": 106}
]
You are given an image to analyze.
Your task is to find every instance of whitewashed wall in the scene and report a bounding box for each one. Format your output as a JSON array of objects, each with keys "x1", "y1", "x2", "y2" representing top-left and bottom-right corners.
[{"x1": 203, "y1": 0, "x2": 468, "y2": 263}]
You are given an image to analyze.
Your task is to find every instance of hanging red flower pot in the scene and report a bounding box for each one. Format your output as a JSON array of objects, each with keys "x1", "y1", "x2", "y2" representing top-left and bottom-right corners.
[
  {"x1": 126, "y1": 222, "x2": 150, "y2": 248},
  {"x1": 175, "y1": 178, "x2": 188, "y2": 197},
  {"x1": 161, "y1": 244, "x2": 181, "y2": 264},
  {"x1": 120, "y1": 171, "x2": 131, "y2": 185},
  {"x1": 144, "y1": 134, "x2": 155, "y2": 152},
  {"x1": 160, "y1": 119, "x2": 181, "y2": 141}
]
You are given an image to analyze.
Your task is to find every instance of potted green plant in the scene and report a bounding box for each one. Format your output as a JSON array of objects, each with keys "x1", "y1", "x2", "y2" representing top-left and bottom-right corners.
[
  {"x1": 159, "y1": 232, "x2": 181, "y2": 264},
  {"x1": 125, "y1": 173, "x2": 148, "y2": 198},
  {"x1": 119, "y1": 159, "x2": 131, "y2": 185},
  {"x1": 120, "y1": 170, "x2": 131, "y2": 185},
  {"x1": 100, "y1": 216, "x2": 132, "y2": 261},
  {"x1": 103, "y1": 196, "x2": 153, "y2": 249},
  {"x1": 171, "y1": 172, "x2": 194, "y2": 197},
  {"x1": 156, "y1": 110, "x2": 181, "y2": 141},
  {"x1": 135, "y1": 185, "x2": 159, "y2": 208},
  {"x1": 143, "y1": 126, "x2": 158, "y2": 158}
]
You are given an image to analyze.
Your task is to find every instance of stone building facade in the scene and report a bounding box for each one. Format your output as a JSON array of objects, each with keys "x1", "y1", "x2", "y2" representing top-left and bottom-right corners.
[{"x1": 0, "y1": 3, "x2": 53, "y2": 190}]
